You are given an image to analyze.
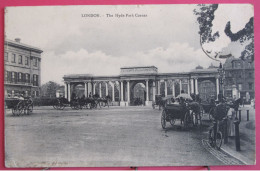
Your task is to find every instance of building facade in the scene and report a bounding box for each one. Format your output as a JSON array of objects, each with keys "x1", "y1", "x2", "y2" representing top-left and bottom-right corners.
[
  {"x1": 223, "y1": 57, "x2": 255, "y2": 101},
  {"x1": 4, "y1": 38, "x2": 43, "y2": 98}
]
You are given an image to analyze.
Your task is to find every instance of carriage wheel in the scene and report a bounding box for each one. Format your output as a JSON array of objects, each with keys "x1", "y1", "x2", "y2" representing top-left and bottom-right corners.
[
  {"x1": 17, "y1": 105, "x2": 24, "y2": 115},
  {"x1": 27, "y1": 105, "x2": 33, "y2": 114},
  {"x1": 161, "y1": 110, "x2": 167, "y2": 129},
  {"x1": 215, "y1": 132, "x2": 223, "y2": 150},
  {"x1": 12, "y1": 107, "x2": 19, "y2": 116},
  {"x1": 170, "y1": 119, "x2": 175, "y2": 126},
  {"x1": 75, "y1": 104, "x2": 80, "y2": 110},
  {"x1": 53, "y1": 104, "x2": 57, "y2": 109},
  {"x1": 59, "y1": 104, "x2": 65, "y2": 110},
  {"x1": 93, "y1": 103, "x2": 97, "y2": 109}
]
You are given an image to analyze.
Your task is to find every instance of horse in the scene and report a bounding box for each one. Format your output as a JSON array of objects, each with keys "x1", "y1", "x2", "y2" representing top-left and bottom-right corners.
[
  {"x1": 82, "y1": 97, "x2": 98, "y2": 109},
  {"x1": 188, "y1": 101, "x2": 202, "y2": 126},
  {"x1": 96, "y1": 95, "x2": 111, "y2": 108}
]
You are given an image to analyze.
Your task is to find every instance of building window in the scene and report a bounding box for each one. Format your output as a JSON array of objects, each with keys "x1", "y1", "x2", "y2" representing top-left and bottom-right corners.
[
  {"x1": 11, "y1": 72, "x2": 18, "y2": 83},
  {"x1": 4, "y1": 52, "x2": 8, "y2": 61},
  {"x1": 18, "y1": 73, "x2": 22, "y2": 82},
  {"x1": 248, "y1": 83, "x2": 253, "y2": 90},
  {"x1": 18, "y1": 55, "x2": 23, "y2": 64},
  {"x1": 33, "y1": 74, "x2": 39, "y2": 86},
  {"x1": 34, "y1": 58, "x2": 38, "y2": 67},
  {"x1": 36, "y1": 91, "x2": 39, "y2": 97},
  {"x1": 25, "y1": 57, "x2": 29, "y2": 65},
  {"x1": 11, "y1": 54, "x2": 16, "y2": 63},
  {"x1": 5, "y1": 71, "x2": 8, "y2": 81},
  {"x1": 25, "y1": 74, "x2": 29, "y2": 83},
  {"x1": 249, "y1": 72, "x2": 252, "y2": 78}
]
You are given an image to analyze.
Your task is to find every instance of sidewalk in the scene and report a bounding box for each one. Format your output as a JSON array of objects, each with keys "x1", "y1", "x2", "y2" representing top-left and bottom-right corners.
[
  {"x1": 221, "y1": 106, "x2": 256, "y2": 165},
  {"x1": 202, "y1": 106, "x2": 256, "y2": 165}
]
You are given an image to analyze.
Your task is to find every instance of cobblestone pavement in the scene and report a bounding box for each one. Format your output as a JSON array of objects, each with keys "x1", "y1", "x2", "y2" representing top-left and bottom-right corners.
[
  {"x1": 4, "y1": 106, "x2": 244, "y2": 167},
  {"x1": 201, "y1": 139, "x2": 244, "y2": 165}
]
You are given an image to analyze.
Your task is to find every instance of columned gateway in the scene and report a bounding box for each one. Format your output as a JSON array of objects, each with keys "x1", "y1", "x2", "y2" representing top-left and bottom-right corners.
[{"x1": 63, "y1": 66, "x2": 219, "y2": 105}]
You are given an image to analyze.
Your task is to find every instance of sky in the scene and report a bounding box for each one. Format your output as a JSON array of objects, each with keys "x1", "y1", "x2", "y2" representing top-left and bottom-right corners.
[{"x1": 5, "y1": 4, "x2": 254, "y2": 84}]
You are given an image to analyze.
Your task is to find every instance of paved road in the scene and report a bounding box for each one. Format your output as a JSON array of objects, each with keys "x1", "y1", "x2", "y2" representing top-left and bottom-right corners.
[{"x1": 5, "y1": 106, "x2": 224, "y2": 167}]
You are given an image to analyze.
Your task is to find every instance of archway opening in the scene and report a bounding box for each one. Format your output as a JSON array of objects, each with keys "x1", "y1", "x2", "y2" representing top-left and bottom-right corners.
[
  {"x1": 198, "y1": 80, "x2": 216, "y2": 102},
  {"x1": 131, "y1": 83, "x2": 146, "y2": 106},
  {"x1": 72, "y1": 84, "x2": 84, "y2": 99}
]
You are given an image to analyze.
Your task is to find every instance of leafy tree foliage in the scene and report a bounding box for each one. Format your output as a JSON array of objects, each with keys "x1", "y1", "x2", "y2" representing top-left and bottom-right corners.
[
  {"x1": 41, "y1": 81, "x2": 61, "y2": 98},
  {"x1": 224, "y1": 17, "x2": 254, "y2": 61},
  {"x1": 194, "y1": 4, "x2": 254, "y2": 62},
  {"x1": 194, "y1": 4, "x2": 220, "y2": 61},
  {"x1": 194, "y1": 4, "x2": 219, "y2": 44}
]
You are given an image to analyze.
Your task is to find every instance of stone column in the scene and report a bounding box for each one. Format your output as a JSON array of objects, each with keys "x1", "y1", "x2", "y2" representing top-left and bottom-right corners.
[
  {"x1": 127, "y1": 81, "x2": 130, "y2": 103},
  {"x1": 88, "y1": 82, "x2": 92, "y2": 96},
  {"x1": 121, "y1": 81, "x2": 124, "y2": 101},
  {"x1": 187, "y1": 79, "x2": 190, "y2": 95},
  {"x1": 179, "y1": 79, "x2": 182, "y2": 93},
  {"x1": 195, "y1": 78, "x2": 199, "y2": 95},
  {"x1": 216, "y1": 77, "x2": 220, "y2": 99},
  {"x1": 112, "y1": 82, "x2": 115, "y2": 101},
  {"x1": 146, "y1": 80, "x2": 149, "y2": 101},
  {"x1": 190, "y1": 79, "x2": 194, "y2": 94},
  {"x1": 64, "y1": 83, "x2": 67, "y2": 99},
  {"x1": 172, "y1": 80, "x2": 175, "y2": 97},
  {"x1": 68, "y1": 83, "x2": 71, "y2": 102},
  {"x1": 93, "y1": 83, "x2": 96, "y2": 95},
  {"x1": 84, "y1": 82, "x2": 88, "y2": 97},
  {"x1": 164, "y1": 80, "x2": 167, "y2": 97},
  {"x1": 157, "y1": 81, "x2": 161, "y2": 95},
  {"x1": 105, "y1": 82, "x2": 108, "y2": 96},
  {"x1": 99, "y1": 82, "x2": 102, "y2": 97},
  {"x1": 153, "y1": 81, "x2": 156, "y2": 101}
]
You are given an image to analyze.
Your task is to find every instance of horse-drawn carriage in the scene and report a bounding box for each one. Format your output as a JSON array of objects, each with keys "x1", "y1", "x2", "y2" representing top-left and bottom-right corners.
[
  {"x1": 161, "y1": 102, "x2": 193, "y2": 129},
  {"x1": 52, "y1": 97, "x2": 83, "y2": 110},
  {"x1": 5, "y1": 97, "x2": 33, "y2": 116},
  {"x1": 52, "y1": 94, "x2": 111, "y2": 110},
  {"x1": 161, "y1": 93, "x2": 203, "y2": 129},
  {"x1": 200, "y1": 97, "x2": 242, "y2": 121}
]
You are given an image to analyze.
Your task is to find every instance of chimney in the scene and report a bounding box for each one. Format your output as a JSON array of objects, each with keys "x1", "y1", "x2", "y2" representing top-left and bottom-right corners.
[{"x1": 15, "y1": 38, "x2": 21, "y2": 43}]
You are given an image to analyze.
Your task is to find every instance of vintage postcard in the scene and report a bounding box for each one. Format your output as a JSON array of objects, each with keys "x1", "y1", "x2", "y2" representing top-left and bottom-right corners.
[{"x1": 4, "y1": 4, "x2": 255, "y2": 167}]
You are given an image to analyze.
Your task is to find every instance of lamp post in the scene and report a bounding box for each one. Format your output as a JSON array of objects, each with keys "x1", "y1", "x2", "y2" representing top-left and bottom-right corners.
[{"x1": 218, "y1": 63, "x2": 225, "y2": 99}]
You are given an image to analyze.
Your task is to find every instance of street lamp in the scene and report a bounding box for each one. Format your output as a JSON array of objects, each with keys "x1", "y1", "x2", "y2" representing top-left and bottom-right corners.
[{"x1": 218, "y1": 63, "x2": 225, "y2": 99}]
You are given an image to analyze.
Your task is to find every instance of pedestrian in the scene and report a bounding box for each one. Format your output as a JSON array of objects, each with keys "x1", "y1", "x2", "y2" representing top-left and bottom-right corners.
[
  {"x1": 243, "y1": 96, "x2": 246, "y2": 107},
  {"x1": 227, "y1": 107, "x2": 236, "y2": 137}
]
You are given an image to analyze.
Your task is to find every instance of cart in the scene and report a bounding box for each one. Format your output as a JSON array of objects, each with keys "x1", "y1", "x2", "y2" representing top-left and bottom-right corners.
[{"x1": 161, "y1": 102, "x2": 193, "y2": 129}]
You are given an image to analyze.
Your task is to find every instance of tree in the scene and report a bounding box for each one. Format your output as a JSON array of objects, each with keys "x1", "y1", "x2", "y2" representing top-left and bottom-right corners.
[
  {"x1": 194, "y1": 4, "x2": 254, "y2": 62},
  {"x1": 224, "y1": 17, "x2": 254, "y2": 62},
  {"x1": 193, "y1": 4, "x2": 220, "y2": 61},
  {"x1": 41, "y1": 81, "x2": 61, "y2": 98}
]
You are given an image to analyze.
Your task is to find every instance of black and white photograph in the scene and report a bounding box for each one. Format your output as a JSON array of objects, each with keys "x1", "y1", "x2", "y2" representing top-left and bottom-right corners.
[{"x1": 4, "y1": 4, "x2": 255, "y2": 167}]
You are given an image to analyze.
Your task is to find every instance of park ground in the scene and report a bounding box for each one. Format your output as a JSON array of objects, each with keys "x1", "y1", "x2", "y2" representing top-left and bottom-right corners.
[{"x1": 4, "y1": 105, "x2": 255, "y2": 167}]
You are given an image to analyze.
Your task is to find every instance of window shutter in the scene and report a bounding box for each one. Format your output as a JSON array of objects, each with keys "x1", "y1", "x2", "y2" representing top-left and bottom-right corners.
[{"x1": 28, "y1": 74, "x2": 30, "y2": 83}]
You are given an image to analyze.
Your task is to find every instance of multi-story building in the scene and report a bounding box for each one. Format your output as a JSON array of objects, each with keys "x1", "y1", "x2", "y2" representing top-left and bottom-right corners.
[
  {"x1": 223, "y1": 57, "x2": 255, "y2": 101},
  {"x1": 4, "y1": 38, "x2": 43, "y2": 98}
]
